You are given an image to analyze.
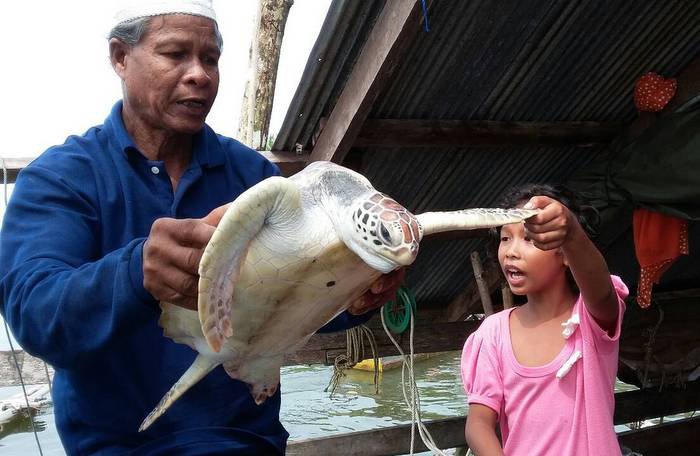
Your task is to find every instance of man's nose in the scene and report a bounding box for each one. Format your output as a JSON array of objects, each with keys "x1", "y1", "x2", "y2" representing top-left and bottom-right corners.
[{"x1": 185, "y1": 59, "x2": 213, "y2": 86}]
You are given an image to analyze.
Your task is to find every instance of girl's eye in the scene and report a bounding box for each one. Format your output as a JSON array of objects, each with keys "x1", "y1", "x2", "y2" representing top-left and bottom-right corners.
[{"x1": 500, "y1": 236, "x2": 509, "y2": 242}]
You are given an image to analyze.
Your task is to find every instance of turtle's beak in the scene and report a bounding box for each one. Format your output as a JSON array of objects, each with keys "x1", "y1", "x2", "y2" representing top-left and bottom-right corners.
[{"x1": 394, "y1": 242, "x2": 419, "y2": 266}]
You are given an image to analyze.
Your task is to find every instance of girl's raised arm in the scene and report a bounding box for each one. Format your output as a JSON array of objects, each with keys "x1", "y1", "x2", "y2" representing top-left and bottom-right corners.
[{"x1": 523, "y1": 196, "x2": 618, "y2": 332}]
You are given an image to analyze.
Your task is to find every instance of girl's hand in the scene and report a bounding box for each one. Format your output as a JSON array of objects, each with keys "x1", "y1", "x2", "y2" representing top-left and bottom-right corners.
[{"x1": 522, "y1": 196, "x2": 582, "y2": 251}]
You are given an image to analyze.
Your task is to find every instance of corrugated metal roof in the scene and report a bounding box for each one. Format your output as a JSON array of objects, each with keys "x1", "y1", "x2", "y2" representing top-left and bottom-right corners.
[
  {"x1": 361, "y1": 145, "x2": 600, "y2": 305},
  {"x1": 275, "y1": 0, "x2": 700, "y2": 311}
]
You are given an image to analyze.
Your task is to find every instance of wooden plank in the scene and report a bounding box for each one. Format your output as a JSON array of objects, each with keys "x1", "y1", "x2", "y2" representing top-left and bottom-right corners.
[
  {"x1": 284, "y1": 320, "x2": 479, "y2": 366},
  {"x1": 355, "y1": 119, "x2": 623, "y2": 148},
  {"x1": 308, "y1": 0, "x2": 427, "y2": 164},
  {"x1": 614, "y1": 380, "x2": 700, "y2": 424},
  {"x1": 618, "y1": 416, "x2": 700, "y2": 456},
  {"x1": 258, "y1": 150, "x2": 306, "y2": 177},
  {"x1": 0, "y1": 157, "x2": 32, "y2": 184},
  {"x1": 0, "y1": 154, "x2": 305, "y2": 183},
  {"x1": 287, "y1": 383, "x2": 700, "y2": 455},
  {"x1": 287, "y1": 417, "x2": 465, "y2": 456}
]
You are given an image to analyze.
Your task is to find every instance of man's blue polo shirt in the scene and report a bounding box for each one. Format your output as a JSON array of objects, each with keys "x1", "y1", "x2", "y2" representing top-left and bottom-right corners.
[{"x1": 0, "y1": 102, "x2": 369, "y2": 454}]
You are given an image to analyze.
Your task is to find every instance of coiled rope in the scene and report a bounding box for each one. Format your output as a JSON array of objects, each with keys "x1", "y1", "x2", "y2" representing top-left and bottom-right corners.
[
  {"x1": 380, "y1": 292, "x2": 447, "y2": 456},
  {"x1": 325, "y1": 324, "x2": 379, "y2": 397},
  {"x1": 328, "y1": 285, "x2": 448, "y2": 455}
]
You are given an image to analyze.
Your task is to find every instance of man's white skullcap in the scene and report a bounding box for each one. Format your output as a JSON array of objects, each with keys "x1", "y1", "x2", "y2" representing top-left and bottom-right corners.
[{"x1": 113, "y1": 0, "x2": 217, "y2": 28}]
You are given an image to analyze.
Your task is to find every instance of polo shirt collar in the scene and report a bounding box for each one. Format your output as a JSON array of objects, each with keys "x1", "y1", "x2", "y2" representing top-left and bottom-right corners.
[{"x1": 103, "y1": 100, "x2": 225, "y2": 168}]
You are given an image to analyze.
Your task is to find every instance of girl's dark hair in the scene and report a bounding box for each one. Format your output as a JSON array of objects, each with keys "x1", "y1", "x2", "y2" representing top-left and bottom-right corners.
[{"x1": 488, "y1": 183, "x2": 600, "y2": 294}]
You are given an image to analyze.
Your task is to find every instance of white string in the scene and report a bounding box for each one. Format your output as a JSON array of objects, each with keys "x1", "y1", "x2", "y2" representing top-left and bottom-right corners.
[
  {"x1": 381, "y1": 305, "x2": 447, "y2": 456},
  {"x1": 1, "y1": 157, "x2": 45, "y2": 456}
]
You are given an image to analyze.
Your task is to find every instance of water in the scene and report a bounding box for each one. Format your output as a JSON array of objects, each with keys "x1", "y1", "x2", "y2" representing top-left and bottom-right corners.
[
  {"x1": 0, "y1": 352, "x2": 467, "y2": 455},
  {"x1": 3, "y1": 353, "x2": 692, "y2": 455}
]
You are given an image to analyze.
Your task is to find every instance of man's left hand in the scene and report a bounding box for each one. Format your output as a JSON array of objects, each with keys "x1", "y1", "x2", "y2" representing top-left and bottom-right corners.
[{"x1": 348, "y1": 268, "x2": 406, "y2": 315}]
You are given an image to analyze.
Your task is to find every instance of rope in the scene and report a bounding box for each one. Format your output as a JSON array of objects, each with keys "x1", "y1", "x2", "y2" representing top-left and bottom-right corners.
[
  {"x1": 325, "y1": 324, "x2": 379, "y2": 397},
  {"x1": 1, "y1": 157, "x2": 44, "y2": 456},
  {"x1": 381, "y1": 303, "x2": 447, "y2": 456},
  {"x1": 419, "y1": 0, "x2": 430, "y2": 32},
  {"x1": 641, "y1": 305, "x2": 664, "y2": 391},
  {"x1": 630, "y1": 304, "x2": 665, "y2": 430}
]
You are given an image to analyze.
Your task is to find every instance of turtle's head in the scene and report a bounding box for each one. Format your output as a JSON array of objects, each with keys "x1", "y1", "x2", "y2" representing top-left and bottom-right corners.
[{"x1": 346, "y1": 193, "x2": 423, "y2": 273}]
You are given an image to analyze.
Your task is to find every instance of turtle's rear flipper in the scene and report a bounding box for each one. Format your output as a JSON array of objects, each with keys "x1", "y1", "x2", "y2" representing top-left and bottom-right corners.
[
  {"x1": 223, "y1": 357, "x2": 282, "y2": 405},
  {"x1": 159, "y1": 302, "x2": 203, "y2": 351},
  {"x1": 139, "y1": 354, "x2": 218, "y2": 432}
]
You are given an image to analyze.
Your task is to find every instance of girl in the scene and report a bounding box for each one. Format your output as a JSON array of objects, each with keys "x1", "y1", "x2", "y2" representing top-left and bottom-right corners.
[{"x1": 461, "y1": 184, "x2": 628, "y2": 455}]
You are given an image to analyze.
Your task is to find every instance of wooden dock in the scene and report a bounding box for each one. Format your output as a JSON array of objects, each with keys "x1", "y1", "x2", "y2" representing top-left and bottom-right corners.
[
  {"x1": 0, "y1": 384, "x2": 51, "y2": 427},
  {"x1": 288, "y1": 381, "x2": 700, "y2": 455}
]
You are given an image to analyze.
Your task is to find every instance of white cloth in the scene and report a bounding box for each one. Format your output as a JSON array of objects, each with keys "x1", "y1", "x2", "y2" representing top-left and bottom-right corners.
[{"x1": 113, "y1": 0, "x2": 217, "y2": 27}]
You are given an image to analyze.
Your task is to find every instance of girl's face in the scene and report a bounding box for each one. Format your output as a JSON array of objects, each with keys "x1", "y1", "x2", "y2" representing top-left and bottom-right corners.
[{"x1": 497, "y1": 222, "x2": 568, "y2": 296}]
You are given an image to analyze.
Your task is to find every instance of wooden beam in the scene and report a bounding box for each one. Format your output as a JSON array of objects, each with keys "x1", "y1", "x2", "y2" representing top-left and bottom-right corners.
[
  {"x1": 0, "y1": 153, "x2": 305, "y2": 183},
  {"x1": 618, "y1": 416, "x2": 700, "y2": 456},
  {"x1": 284, "y1": 320, "x2": 479, "y2": 366},
  {"x1": 0, "y1": 157, "x2": 32, "y2": 184},
  {"x1": 308, "y1": 0, "x2": 427, "y2": 163},
  {"x1": 287, "y1": 416, "x2": 466, "y2": 456},
  {"x1": 287, "y1": 382, "x2": 700, "y2": 455},
  {"x1": 259, "y1": 150, "x2": 307, "y2": 177},
  {"x1": 614, "y1": 380, "x2": 700, "y2": 424},
  {"x1": 355, "y1": 119, "x2": 623, "y2": 148}
]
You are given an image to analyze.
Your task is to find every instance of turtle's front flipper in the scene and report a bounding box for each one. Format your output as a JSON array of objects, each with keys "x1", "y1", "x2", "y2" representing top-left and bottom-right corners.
[
  {"x1": 417, "y1": 208, "x2": 538, "y2": 237},
  {"x1": 198, "y1": 176, "x2": 301, "y2": 353}
]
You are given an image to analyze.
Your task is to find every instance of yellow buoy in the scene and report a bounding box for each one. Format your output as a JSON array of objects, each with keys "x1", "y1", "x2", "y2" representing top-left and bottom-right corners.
[{"x1": 353, "y1": 358, "x2": 383, "y2": 372}]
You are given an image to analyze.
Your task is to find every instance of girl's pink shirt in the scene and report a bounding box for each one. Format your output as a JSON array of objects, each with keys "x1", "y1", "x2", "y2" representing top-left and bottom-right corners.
[{"x1": 461, "y1": 275, "x2": 628, "y2": 456}]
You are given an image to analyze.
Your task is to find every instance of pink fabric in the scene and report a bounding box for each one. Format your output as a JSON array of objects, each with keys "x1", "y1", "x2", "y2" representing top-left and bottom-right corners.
[{"x1": 461, "y1": 276, "x2": 628, "y2": 456}]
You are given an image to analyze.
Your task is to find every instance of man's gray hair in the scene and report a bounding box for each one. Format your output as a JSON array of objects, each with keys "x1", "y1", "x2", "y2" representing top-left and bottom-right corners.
[{"x1": 108, "y1": 16, "x2": 223, "y2": 51}]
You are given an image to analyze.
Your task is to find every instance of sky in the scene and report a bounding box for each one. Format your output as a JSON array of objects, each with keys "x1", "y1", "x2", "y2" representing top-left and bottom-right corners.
[{"x1": 0, "y1": 0, "x2": 331, "y2": 350}]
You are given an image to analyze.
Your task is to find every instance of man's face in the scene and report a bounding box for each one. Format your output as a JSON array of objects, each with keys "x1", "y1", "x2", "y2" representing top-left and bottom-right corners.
[{"x1": 119, "y1": 15, "x2": 220, "y2": 135}]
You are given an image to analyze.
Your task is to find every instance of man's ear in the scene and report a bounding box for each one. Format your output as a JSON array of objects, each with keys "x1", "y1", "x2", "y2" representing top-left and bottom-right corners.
[{"x1": 109, "y1": 38, "x2": 129, "y2": 78}]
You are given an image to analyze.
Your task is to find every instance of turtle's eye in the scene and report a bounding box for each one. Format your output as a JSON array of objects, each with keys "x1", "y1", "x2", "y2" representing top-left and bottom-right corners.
[{"x1": 379, "y1": 224, "x2": 392, "y2": 244}]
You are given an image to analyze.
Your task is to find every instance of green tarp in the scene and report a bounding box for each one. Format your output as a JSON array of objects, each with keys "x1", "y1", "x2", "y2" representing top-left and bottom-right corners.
[{"x1": 571, "y1": 102, "x2": 700, "y2": 222}]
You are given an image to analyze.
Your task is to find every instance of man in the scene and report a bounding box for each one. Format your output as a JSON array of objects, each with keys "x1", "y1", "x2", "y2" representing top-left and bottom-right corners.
[{"x1": 0, "y1": 1, "x2": 402, "y2": 454}]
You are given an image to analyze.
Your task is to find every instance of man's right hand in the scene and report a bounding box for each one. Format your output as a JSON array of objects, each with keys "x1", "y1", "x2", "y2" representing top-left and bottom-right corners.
[{"x1": 143, "y1": 217, "x2": 217, "y2": 310}]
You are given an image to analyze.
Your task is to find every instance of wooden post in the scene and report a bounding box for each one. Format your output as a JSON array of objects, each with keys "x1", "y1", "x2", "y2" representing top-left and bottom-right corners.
[
  {"x1": 501, "y1": 283, "x2": 514, "y2": 309},
  {"x1": 238, "y1": 0, "x2": 294, "y2": 149},
  {"x1": 470, "y1": 251, "x2": 494, "y2": 316}
]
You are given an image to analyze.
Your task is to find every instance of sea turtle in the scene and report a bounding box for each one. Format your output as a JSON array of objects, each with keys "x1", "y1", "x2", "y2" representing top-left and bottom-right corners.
[{"x1": 139, "y1": 160, "x2": 536, "y2": 431}]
